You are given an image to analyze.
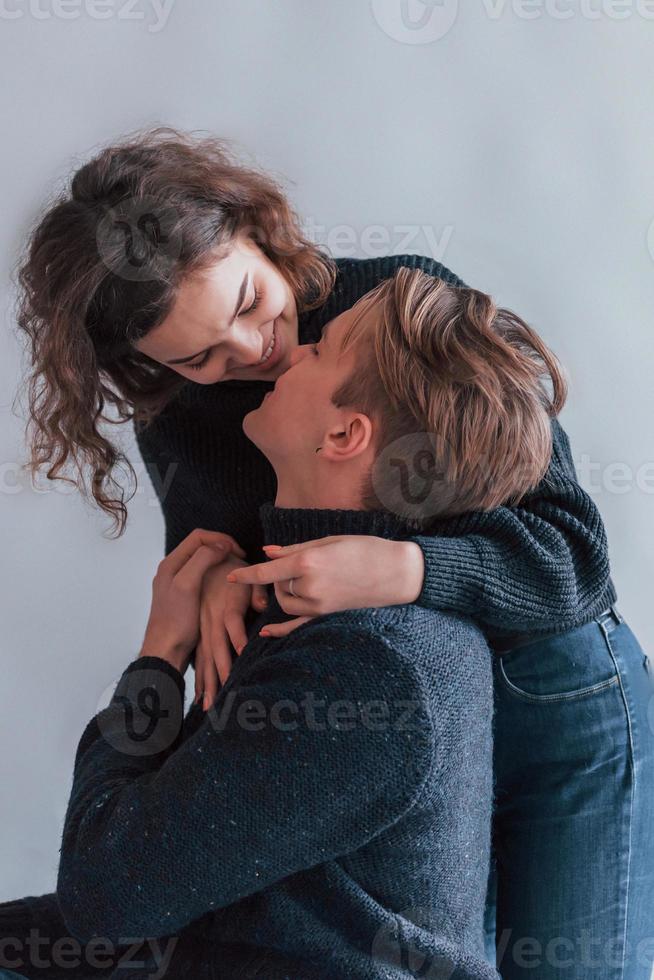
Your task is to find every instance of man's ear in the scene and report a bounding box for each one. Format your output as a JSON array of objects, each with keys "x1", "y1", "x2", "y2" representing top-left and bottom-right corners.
[{"x1": 319, "y1": 413, "x2": 374, "y2": 462}]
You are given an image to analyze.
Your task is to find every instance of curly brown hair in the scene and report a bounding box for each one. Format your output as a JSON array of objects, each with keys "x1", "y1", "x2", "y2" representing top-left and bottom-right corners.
[{"x1": 14, "y1": 127, "x2": 337, "y2": 536}]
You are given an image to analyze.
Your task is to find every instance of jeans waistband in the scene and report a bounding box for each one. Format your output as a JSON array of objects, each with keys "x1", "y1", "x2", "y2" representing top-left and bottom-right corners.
[{"x1": 490, "y1": 605, "x2": 622, "y2": 655}]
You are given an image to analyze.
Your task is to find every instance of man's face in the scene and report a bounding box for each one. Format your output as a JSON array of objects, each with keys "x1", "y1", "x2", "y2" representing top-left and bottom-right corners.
[{"x1": 242, "y1": 301, "x2": 372, "y2": 467}]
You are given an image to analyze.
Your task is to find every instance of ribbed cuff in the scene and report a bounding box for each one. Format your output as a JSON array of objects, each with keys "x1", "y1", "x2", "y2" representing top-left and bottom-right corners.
[
  {"x1": 411, "y1": 533, "x2": 486, "y2": 614},
  {"x1": 119, "y1": 655, "x2": 185, "y2": 697},
  {"x1": 105, "y1": 656, "x2": 187, "y2": 757}
]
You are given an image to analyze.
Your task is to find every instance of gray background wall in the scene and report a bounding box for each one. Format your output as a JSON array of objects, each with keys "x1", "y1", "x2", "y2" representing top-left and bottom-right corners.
[{"x1": 1, "y1": 0, "x2": 652, "y2": 899}]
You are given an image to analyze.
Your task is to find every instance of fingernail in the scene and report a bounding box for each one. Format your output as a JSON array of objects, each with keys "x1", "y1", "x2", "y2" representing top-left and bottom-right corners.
[
  {"x1": 263, "y1": 544, "x2": 282, "y2": 551},
  {"x1": 226, "y1": 574, "x2": 236, "y2": 582},
  {"x1": 260, "y1": 629, "x2": 270, "y2": 637}
]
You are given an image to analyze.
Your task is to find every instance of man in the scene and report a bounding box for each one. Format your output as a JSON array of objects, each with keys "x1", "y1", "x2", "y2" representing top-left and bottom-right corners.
[{"x1": 1, "y1": 268, "x2": 561, "y2": 979}]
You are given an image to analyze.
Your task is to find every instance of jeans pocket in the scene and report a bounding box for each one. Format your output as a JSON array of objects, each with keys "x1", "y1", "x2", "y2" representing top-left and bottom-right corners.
[{"x1": 497, "y1": 619, "x2": 620, "y2": 703}]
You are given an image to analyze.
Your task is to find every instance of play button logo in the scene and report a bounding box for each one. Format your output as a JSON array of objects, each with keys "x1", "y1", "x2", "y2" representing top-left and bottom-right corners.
[{"x1": 371, "y1": 0, "x2": 459, "y2": 43}]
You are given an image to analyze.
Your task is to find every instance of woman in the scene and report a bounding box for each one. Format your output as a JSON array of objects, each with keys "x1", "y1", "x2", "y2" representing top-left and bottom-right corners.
[{"x1": 5, "y1": 127, "x2": 654, "y2": 979}]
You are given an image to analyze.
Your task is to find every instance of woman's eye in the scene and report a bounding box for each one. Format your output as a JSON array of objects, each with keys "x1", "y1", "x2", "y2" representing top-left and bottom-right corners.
[
  {"x1": 243, "y1": 288, "x2": 262, "y2": 316},
  {"x1": 188, "y1": 350, "x2": 211, "y2": 371}
]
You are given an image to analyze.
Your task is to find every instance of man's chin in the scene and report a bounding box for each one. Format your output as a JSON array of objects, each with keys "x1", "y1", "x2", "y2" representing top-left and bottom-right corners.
[
  {"x1": 242, "y1": 406, "x2": 259, "y2": 443},
  {"x1": 242, "y1": 404, "x2": 270, "y2": 454}
]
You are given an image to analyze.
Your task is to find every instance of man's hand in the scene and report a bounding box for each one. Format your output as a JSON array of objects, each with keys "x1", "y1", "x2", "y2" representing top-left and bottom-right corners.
[
  {"x1": 140, "y1": 529, "x2": 245, "y2": 674},
  {"x1": 193, "y1": 554, "x2": 269, "y2": 710}
]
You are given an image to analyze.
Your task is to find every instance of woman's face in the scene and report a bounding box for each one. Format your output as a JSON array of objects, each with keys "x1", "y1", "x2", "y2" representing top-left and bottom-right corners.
[{"x1": 133, "y1": 233, "x2": 299, "y2": 384}]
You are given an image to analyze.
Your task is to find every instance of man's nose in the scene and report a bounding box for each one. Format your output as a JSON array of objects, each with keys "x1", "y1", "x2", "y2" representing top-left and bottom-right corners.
[{"x1": 289, "y1": 344, "x2": 311, "y2": 367}]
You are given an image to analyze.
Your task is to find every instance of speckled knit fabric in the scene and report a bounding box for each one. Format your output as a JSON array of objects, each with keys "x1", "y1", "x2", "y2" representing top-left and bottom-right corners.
[
  {"x1": 131, "y1": 254, "x2": 616, "y2": 646},
  {"x1": 1, "y1": 504, "x2": 499, "y2": 979}
]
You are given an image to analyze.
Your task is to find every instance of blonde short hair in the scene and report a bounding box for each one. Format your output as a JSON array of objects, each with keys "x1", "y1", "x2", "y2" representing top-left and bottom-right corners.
[{"x1": 332, "y1": 267, "x2": 567, "y2": 523}]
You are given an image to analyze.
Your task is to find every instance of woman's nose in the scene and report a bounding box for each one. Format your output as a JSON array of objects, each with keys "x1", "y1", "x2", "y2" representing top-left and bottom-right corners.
[{"x1": 228, "y1": 327, "x2": 269, "y2": 369}]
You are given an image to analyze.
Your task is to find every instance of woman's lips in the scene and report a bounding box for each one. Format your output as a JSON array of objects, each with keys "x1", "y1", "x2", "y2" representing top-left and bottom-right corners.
[{"x1": 255, "y1": 319, "x2": 284, "y2": 372}]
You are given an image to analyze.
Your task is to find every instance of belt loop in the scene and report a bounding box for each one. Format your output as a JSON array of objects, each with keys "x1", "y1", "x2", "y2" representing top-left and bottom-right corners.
[
  {"x1": 596, "y1": 605, "x2": 621, "y2": 632},
  {"x1": 610, "y1": 604, "x2": 623, "y2": 626}
]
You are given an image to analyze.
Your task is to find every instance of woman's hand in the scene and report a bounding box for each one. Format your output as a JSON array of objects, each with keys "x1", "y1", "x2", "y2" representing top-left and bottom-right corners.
[
  {"x1": 226, "y1": 535, "x2": 425, "y2": 639},
  {"x1": 194, "y1": 555, "x2": 269, "y2": 710},
  {"x1": 139, "y1": 529, "x2": 246, "y2": 674}
]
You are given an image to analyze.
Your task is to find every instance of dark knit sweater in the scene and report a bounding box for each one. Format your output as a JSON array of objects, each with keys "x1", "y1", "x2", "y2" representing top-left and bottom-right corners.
[
  {"x1": 0, "y1": 254, "x2": 615, "y2": 978},
  {"x1": 1, "y1": 505, "x2": 499, "y2": 980},
  {"x1": 132, "y1": 253, "x2": 616, "y2": 641}
]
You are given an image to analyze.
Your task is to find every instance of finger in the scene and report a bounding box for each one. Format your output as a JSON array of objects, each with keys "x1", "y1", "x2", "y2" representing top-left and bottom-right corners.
[
  {"x1": 174, "y1": 545, "x2": 228, "y2": 591},
  {"x1": 225, "y1": 610, "x2": 249, "y2": 657},
  {"x1": 201, "y1": 657, "x2": 220, "y2": 712},
  {"x1": 259, "y1": 617, "x2": 313, "y2": 638},
  {"x1": 273, "y1": 583, "x2": 321, "y2": 618},
  {"x1": 163, "y1": 529, "x2": 233, "y2": 577},
  {"x1": 194, "y1": 641, "x2": 205, "y2": 705},
  {"x1": 262, "y1": 537, "x2": 335, "y2": 556},
  {"x1": 250, "y1": 584, "x2": 269, "y2": 612},
  {"x1": 226, "y1": 555, "x2": 306, "y2": 587},
  {"x1": 210, "y1": 626, "x2": 235, "y2": 687},
  {"x1": 220, "y1": 534, "x2": 247, "y2": 560}
]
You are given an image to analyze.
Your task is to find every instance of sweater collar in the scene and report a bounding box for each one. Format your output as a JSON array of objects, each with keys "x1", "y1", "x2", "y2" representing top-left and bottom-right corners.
[{"x1": 259, "y1": 500, "x2": 420, "y2": 548}]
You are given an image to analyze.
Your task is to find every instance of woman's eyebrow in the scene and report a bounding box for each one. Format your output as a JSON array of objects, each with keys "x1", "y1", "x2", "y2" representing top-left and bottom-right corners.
[{"x1": 166, "y1": 273, "x2": 250, "y2": 365}]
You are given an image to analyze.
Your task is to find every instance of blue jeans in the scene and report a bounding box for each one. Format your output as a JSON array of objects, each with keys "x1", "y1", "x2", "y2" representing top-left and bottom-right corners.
[{"x1": 484, "y1": 606, "x2": 654, "y2": 978}]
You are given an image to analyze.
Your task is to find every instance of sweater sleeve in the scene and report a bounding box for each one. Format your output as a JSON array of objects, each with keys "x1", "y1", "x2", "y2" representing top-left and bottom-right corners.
[
  {"x1": 410, "y1": 419, "x2": 614, "y2": 634},
  {"x1": 56, "y1": 635, "x2": 433, "y2": 947}
]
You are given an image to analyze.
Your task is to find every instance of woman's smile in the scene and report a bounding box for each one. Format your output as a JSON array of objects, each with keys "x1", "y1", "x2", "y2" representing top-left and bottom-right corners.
[{"x1": 253, "y1": 319, "x2": 284, "y2": 372}]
